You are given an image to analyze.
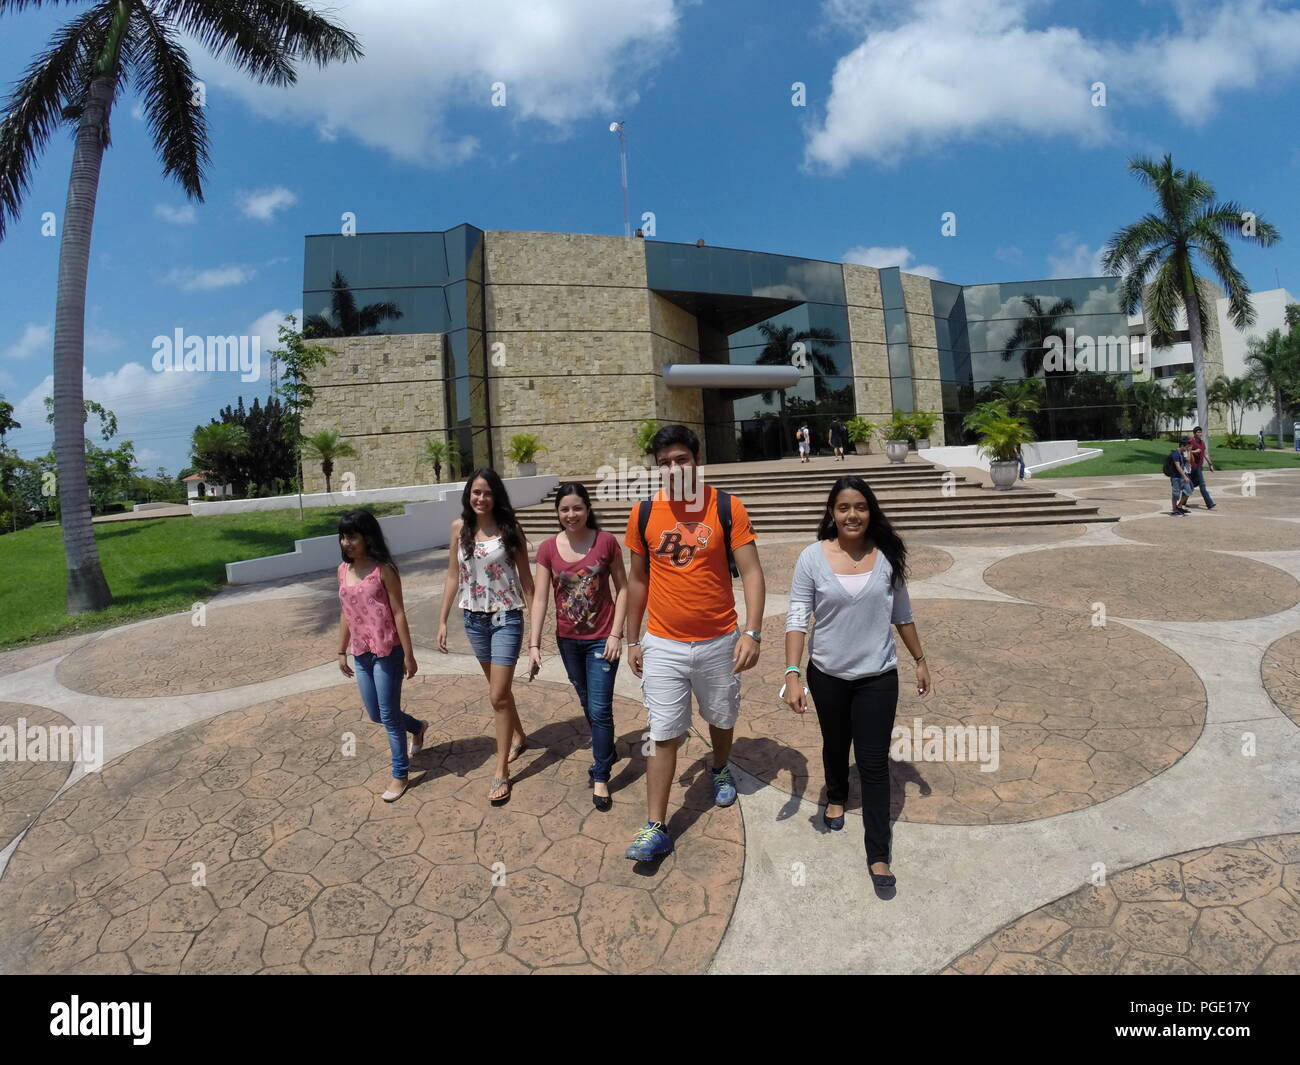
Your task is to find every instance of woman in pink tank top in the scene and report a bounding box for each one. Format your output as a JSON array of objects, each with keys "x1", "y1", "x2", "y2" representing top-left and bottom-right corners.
[{"x1": 337, "y1": 509, "x2": 425, "y2": 802}]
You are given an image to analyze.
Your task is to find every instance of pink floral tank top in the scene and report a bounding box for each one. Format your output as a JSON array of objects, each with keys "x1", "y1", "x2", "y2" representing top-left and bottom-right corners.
[{"x1": 338, "y1": 562, "x2": 400, "y2": 657}]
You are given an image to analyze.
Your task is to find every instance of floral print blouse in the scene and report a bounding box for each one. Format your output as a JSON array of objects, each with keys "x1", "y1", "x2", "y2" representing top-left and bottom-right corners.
[{"x1": 458, "y1": 534, "x2": 525, "y2": 612}]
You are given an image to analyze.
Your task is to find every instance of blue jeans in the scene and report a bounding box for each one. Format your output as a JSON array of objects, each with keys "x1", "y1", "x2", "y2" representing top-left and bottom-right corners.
[
  {"x1": 354, "y1": 644, "x2": 421, "y2": 778},
  {"x1": 556, "y1": 636, "x2": 618, "y2": 783},
  {"x1": 463, "y1": 608, "x2": 524, "y2": 665},
  {"x1": 1186, "y1": 465, "x2": 1214, "y2": 506}
]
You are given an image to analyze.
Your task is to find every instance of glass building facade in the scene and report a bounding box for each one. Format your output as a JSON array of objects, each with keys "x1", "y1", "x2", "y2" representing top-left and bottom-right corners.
[
  {"x1": 645, "y1": 241, "x2": 853, "y2": 462},
  {"x1": 303, "y1": 225, "x2": 489, "y2": 474}
]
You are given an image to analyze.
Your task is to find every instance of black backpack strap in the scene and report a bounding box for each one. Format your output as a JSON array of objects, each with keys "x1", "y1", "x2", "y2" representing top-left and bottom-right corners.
[
  {"x1": 715, "y1": 489, "x2": 739, "y2": 578},
  {"x1": 637, "y1": 498, "x2": 653, "y2": 577}
]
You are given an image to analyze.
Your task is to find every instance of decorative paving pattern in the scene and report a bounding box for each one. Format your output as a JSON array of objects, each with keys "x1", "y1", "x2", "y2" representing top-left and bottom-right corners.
[
  {"x1": 943, "y1": 835, "x2": 1300, "y2": 974},
  {"x1": 0, "y1": 676, "x2": 742, "y2": 975},
  {"x1": 0, "y1": 702, "x2": 78, "y2": 850},
  {"x1": 1262, "y1": 631, "x2": 1300, "y2": 729},
  {"x1": 1116, "y1": 514, "x2": 1300, "y2": 551},
  {"x1": 0, "y1": 633, "x2": 97, "y2": 677},
  {"x1": 731, "y1": 601, "x2": 1204, "y2": 823},
  {"x1": 915, "y1": 524, "x2": 1087, "y2": 548},
  {"x1": 747, "y1": 540, "x2": 953, "y2": 586},
  {"x1": 986, "y1": 545, "x2": 1300, "y2": 621},
  {"x1": 56, "y1": 598, "x2": 344, "y2": 697}
]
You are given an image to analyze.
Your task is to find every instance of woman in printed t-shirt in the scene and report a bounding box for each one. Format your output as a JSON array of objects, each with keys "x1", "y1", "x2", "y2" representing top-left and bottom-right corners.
[
  {"x1": 528, "y1": 482, "x2": 628, "y2": 811},
  {"x1": 437, "y1": 468, "x2": 535, "y2": 805}
]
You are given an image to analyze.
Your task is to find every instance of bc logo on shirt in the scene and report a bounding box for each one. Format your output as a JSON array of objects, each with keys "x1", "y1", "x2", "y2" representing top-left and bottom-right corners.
[{"x1": 655, "y1": 521, "x2": 713, "y2": 567}]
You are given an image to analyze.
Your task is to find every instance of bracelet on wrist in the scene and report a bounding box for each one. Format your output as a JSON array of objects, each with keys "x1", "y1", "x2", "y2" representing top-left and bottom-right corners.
[
  {"x1": 784, "y1": 666, "x2": 802, "y2": 674},
  {"x1": 914, "y1": 654, "x2": 926, "y2": 663}
]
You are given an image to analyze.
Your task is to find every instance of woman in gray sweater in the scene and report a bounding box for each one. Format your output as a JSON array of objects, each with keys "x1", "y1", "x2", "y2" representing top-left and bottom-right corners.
[{"x1": 783, "y1": 475, "x2": 931, "y2": 889}]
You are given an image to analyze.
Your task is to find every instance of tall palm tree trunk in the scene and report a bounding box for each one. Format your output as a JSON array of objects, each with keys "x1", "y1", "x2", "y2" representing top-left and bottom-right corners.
[
  {"x1": 53, "y1": 72, "x2": 116, "y2": 612},
  {"x1": 1183, "y1": 274, "x2": 1210, "y2": 435}
]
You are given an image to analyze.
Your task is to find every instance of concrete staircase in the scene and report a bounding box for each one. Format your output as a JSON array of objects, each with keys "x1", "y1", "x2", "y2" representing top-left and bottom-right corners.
[{"x1": 514, "y1": 456, "x2": 1114, "y2": 536}]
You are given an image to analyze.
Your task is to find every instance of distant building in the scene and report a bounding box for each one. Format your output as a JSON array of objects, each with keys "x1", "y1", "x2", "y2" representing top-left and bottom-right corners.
[
  {"x1": 298, "y1": 226, "x2": 1230, "y2": 491},
  {"x1": 182, "y1": 472, "x2": 232, "y2": 501}
]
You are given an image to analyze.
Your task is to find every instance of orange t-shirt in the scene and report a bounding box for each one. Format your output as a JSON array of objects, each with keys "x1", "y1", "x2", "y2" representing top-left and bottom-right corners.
[{"x1": 624, "y1": 485, "x2": 756, "y2": 642}]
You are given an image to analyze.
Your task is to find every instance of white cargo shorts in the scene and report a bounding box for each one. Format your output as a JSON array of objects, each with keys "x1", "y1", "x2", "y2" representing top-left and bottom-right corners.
[{"x1": 640, "y1": 629, "x2": 741, "y2": 742}]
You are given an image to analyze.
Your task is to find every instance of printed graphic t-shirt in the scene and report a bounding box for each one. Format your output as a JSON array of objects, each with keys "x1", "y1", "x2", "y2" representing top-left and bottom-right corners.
[
  {"x1": 536, "y1": 530, "x2": 619, "y2": 639},
  {"x1": 624, "y1": 484, "x2": 756, "y2": 643}
]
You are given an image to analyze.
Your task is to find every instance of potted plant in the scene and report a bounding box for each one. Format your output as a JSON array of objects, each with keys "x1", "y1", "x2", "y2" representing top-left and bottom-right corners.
[
  {"x1": 882, "y1": 410, "x2": 914, "y2": 463},
  {"x1": 507, "y1": 433, "x2": 548, "y2": 477},
  {"x1": 908, "y1": 409, "x2": 939, "y2": 449},
  {"x1": 416, "y1": 435, "x2": 460, "y2": 483},
  {"x1": 964, "y1": 401, "x2": 1035, "y2": 490},
  {"x1": 845, "y1": 416, "x2": 876, "y2": 455}
]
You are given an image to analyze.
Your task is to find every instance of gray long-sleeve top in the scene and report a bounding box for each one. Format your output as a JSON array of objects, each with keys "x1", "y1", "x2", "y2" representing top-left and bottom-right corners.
[{"x1": 785, "y1": 541, "x2": 913, "y2": 680}]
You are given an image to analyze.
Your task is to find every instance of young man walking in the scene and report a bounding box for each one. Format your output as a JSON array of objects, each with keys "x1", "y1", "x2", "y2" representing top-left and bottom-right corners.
[
  {"x1": 828, "y1": 417, "x2": 848, "y2": 461},
  {"x1": 797, "y1": 423, "x2": 811, "y2": 462},
  {"x1": 1186, "y1": 425, "x2": 1217, "y2": 510},
  {"x1": 1165, "y1": 437, "x2": 1194, "y2": 516},
  {"x1": 624, "y1": 425, "x2": 766, "y2": 861}
]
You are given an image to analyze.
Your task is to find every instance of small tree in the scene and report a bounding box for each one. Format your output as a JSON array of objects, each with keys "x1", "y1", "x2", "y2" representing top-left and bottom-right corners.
[
  {"x1": 301, "y1": 430, "x2": 358, "y2": 494},
  {"x1": 417, "y1": 436, "x2": 460, "y2": 483},
  {"x1": 268, "y1": 316, "x2": 338, "y2": 518}
]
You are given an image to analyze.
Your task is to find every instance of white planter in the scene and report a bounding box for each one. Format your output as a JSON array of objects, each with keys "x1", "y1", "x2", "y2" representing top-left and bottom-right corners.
[
  {"x1": 989, "y1": 459, "x2": 1020, "y2": 490},
  {"x1": 884, "y1": 440, "x2": 910, "y2": 464},
  {"x1": 517, "y1": 461, "x2": 537, "y2": 477},
  {"x1": 915, "y1": 437, "x2": 931, "y2": 450}
]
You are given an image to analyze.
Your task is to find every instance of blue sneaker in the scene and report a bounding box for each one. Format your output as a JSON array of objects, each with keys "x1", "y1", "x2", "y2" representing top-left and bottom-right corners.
[
  {"x1": 711, "y1": 764, "x2": 737, "y2": 807},
  {"x1": 625, "y1": 821, "x2": 673, "y2": 862}
]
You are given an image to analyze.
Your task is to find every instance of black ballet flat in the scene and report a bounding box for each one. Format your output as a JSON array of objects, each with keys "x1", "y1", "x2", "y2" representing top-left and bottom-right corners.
[
  {"x1": 869, "y1": 870, "x2": 896, "y2": 889},
  {"x1": 593, "y1": 793, "x2": 612, "y2": 812},
  {"x1": 823, "y1": 806, "x2": 845, "y2": 831}
]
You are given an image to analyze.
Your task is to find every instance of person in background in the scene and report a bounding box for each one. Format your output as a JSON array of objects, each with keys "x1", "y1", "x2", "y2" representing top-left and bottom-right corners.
[
  {"x1": 1186, "y1": 425, "x2": 1217, "y2": 510},
  {"x1": 1257, "y1": 427, "x2": 1266, "y2": 451},
  {"x1": 1166, "y1": 438, "x2": 1194, "y2": 516},
  {"x1": 336, "y1": 509, "x2": 426, "y2": 803},
  {"x1": 529, "y1": 483, "x2": 628, "y2": 812},
  {"x1": 797, "y1": 423, "x2": 812, "y2": 463},
  {"x1": 437, "y1": 468, "x2": 534, "y2": 804},
  {"x1": 783, "y1": 476, "x2": 930, "y2": 891},
  {"x1": 828, "y1": 417, "x2": 848, "y2": 461}
]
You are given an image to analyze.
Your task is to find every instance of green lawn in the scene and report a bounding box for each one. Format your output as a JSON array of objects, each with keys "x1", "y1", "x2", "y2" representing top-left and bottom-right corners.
[
  {"x1": 0, "y1": 503, "x2": 407, "y2": 651},
  {"x1": 1033, "y1": 436, "x2": 1300, "y2": 478}
]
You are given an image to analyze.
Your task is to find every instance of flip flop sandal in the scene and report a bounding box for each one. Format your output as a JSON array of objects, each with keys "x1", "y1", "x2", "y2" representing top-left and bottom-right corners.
[
  {"x1": 508, "y1": 741, "x2": 527, "y2": 763},
  {"x1": 488, "y1": 777, "x2": 511, "y2": 804}
]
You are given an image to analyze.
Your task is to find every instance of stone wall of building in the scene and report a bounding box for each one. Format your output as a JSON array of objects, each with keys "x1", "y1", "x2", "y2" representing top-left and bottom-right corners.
[
  {"x1": 843, "y1": 264, "x2": 894, "y2": 444},
  {"x1": 300, "y1": 333, "x2": 446, "y2": 494},
  {"x1": 484, "y1": 231, "x2": 667, "y2": 478},
  {"x1": 901, "y1": 271, "x2": 946, "y2": 445}
]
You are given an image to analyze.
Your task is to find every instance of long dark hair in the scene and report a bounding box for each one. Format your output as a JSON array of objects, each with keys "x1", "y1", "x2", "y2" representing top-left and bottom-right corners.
[
  {"x1": 338, "y1": 509, "x2": 398, "y2": 572},
  {"x1": 816, "y1": 475, "x2": 908, "y2": 588},
  {"x1": 459, "y1": 467, "x2": 524, "y2": 562},
  {"x1": 553, "y1": 482, "x2": 601, "y2": 531}
]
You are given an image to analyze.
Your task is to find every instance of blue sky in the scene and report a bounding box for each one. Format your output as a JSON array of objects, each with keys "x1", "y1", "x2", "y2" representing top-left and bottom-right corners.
[{"x1": 1, "y1": 0, "x2": 1297, "y2": 473}]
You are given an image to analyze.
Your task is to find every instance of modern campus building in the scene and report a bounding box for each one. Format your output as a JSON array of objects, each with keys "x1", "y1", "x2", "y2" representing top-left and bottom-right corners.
[{"x1": 299, "y1": 226, "x2": 1230, "y2": 492}]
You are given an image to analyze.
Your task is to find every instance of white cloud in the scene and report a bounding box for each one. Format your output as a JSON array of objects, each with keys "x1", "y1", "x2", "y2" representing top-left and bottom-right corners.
[
  {"x1": 994, "y1": 244, "x2": 1023, "y2": 265},
  {"x1": 238, "y1": 186, "x2": 298, "y2": 221},
  {"x1": 4, "y1": 323, "x2": 51, "y2": 360},
  {"x1": 155, "y1": 203, "x2": 197, "y2": 225},
  {"x1": 1046, "y1": 234, "x2": 1106, "y2": 279},
  {"x1": 163, "y1": 265, "x2": 256, "y2": 291},
  {"x1": 194, "y1": 0, "x2": 681, "y2": 166},
  {"x1": 806, "y1": 0, "x2": 1300, "y2": 169},
  {"x1": 843, "y1": 245, "x2": 943, "y2": 280},
  {"x1": 248, "y1": 308, "x2": 304, "y2": 363}
]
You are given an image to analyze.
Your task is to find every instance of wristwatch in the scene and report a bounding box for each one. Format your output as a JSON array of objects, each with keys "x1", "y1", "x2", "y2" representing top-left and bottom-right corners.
[{"x1": 743, "y1": 629, "x2": 762, "y2": 643}]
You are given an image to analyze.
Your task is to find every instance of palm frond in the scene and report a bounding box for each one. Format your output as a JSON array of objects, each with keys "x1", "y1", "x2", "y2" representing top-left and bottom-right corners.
[
  {"x1": 0, "y1": 2, "x2": 114, "y2": 239},
  {"x1": 130, "y1": 4, "x2": 210, "y2": 198}
]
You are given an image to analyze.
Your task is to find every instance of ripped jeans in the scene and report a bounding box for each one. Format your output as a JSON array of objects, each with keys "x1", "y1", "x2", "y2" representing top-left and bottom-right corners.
[{"x1": 556, "y1": 636, "x2": 619, "y2": 783}]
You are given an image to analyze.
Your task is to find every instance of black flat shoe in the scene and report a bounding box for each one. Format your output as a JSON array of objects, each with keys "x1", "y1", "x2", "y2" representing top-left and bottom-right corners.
[
  {"x1": 593, "y1": 793, "x2": 612, "y2": 812},
  {"x1": 823, "y1": 806, "x2": 845, "y2": 831},
  {"x1": 869, "y1": 870, "x2": 896, "y2": 888}
]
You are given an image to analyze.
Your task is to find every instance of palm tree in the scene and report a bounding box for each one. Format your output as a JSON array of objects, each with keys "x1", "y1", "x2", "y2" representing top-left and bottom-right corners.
[
  {"x1": 1209, "y1": 374, "x2": 1259, "y2": 437},
  {"x1": 1102, "y1": 154, "x2": 1279, "y2": 447},
  {"x1": 301, "y1": 429, "x2": 358, "y2": 494},
  {"x1": 1123, "y1": 378, "x2": 1168, "y2": 439},
  {"x1": 0, "y1": 2, "x2": 361, "y2": 613},
  {"x1": 191, "y1": 422, "x2": 249, "y2": 497},
  {"x1": 1245, "y1": 329, "x2": 1299, "y2": 444},
  {"x1": 304, "y1": 271, "x2": 404, "y2": 337},
  {"x1": 416, "y1": 435, "x2": 459, "y2": 484}
]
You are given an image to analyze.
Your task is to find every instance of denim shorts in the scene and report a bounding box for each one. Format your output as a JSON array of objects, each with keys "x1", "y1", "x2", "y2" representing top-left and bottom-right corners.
[
  {"x1": 1170, "y1": 476, "x2": 1190, "y2": 498},
  {"x1": 463, "y1": 608, "x2": 523, "y2": 666}
]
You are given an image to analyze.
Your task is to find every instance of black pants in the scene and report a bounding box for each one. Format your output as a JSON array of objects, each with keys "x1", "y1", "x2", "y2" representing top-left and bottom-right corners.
[{"x1": 806, "y1": 662, "x2": 899, "y2": 865}]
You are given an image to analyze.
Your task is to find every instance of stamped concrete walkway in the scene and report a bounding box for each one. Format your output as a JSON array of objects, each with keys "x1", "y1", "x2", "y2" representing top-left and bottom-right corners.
[{"x1": 1, "y1": 467, "x2": 1298, "y2": 973}]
